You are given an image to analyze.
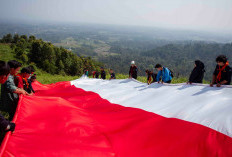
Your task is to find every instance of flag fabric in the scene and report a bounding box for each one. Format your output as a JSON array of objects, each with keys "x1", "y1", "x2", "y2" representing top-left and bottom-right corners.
[{"x1": 0, "y1": 77, "x2": 232, "y2": 157}]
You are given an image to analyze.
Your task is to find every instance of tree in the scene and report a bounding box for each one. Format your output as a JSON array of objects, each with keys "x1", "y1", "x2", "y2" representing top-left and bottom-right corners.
[{"x1": 1, "y1": 34, "x2": 13, "y2": 43}]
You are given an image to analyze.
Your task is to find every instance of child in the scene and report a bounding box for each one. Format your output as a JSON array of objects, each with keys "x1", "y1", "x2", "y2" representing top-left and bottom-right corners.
[
  {"x1": 0, "y1": 61, "x2": 16, "y2": 132},
  {"x1": 1, "y1": 60, "x2": 29, "y2": 120},
  {"x1": 210, "y1": 55, "x2": 231, "y2": 87},
  {"x1": 145, "y1": 70, "x2": 157, "y2": 85},
  {"x1": 109, "y1": 69, "x2": 116, "y2": 80},
  {"x1": 155, "y1": 64, "x2": 173, "y2": 83}
]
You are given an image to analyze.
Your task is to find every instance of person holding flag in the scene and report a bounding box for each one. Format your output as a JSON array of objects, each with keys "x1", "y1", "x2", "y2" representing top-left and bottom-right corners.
[{"x1": 210, "y1": 55, "x2": 231, "y2": 87}]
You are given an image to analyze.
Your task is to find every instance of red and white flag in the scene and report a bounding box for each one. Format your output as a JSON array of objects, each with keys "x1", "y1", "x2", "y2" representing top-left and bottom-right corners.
[{"x1": 1, "y1": 77, "x2": 232, "y2": 157}]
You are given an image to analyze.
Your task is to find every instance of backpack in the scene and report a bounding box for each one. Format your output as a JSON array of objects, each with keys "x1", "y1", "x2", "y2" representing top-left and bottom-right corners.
[
  {"x1": 169, "y1": 69, "x2": 174, "y2": 78},
  {"x1": 164, "y1": 67, "x2": 174, "y2": 78}
]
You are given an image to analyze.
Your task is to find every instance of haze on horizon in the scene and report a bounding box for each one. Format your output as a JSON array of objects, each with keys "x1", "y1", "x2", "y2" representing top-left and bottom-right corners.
[{"x1": 0, "y1": 0, "x2": 232, "y2": 34}]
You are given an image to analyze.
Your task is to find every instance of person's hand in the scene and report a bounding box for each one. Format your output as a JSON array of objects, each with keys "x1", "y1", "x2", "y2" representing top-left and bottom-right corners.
[
  {"x1": 210, "y1": 83, "x2": 214, "y2": 87},
  {"x1": 216, "y1": 83, "x2": 221, "y2": 87},
  {"x1": 28, "y1": 92, "x2": 33, "y2": 96},
  {"x1": 161, "y1": 81, "x2": 164, "y2": 84},
  {"x1": 5, "y1": 122, "x2": 15, "y2": 132},
  {"x1": 157, "y1": 81, "x2": 160, "y2": 83},
  {"x1": 21, "y1": 90, "x2": 27, "y2": 95}
]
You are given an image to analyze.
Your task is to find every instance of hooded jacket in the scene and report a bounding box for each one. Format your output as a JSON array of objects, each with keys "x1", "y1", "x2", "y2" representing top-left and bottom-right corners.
[{"x1": 189, "y1": 60, "x2": 205, "y2": 83}]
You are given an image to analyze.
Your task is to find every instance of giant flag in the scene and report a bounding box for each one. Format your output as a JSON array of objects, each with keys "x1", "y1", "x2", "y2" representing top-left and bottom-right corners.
[{"x1": 0, "y1": 77, "x2": 232, "y2": 156}]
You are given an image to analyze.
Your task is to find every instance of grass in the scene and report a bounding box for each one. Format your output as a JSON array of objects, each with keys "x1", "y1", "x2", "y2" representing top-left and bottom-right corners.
[
  {"x1": 36, "y1": 73, "x2": 79, "y2": 84},
  {"x1": 0, "y1": 44, "x2": 15, "y2": 61}
]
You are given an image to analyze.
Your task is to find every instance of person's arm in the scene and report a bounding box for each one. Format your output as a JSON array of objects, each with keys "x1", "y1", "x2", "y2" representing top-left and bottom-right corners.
[
  {"x1": 5, "y1": 77, "x2": 27, "y2": 95},
  {"x1": 217, "y1": 80, "x2": 228, "y2": 87},
  {"x1": 156, "y1": 71, "x2": 161, "y2": 83},
  {"x1": 210, "y1": 66, "x2": 218, "y2": 87},
  {"x1": 217, "y1": 68, "x2": 231, "y2": 87},
  {"x1": 14, "y1": 88, "x2": 29, "y2": 95},
  {"x1": 109, "y1": 74, "x2": 112, "y2": 80},
  {"x1": 129, "y1": 67, "x2": 132, "y2": 78},
  {"x1": 210, "y1": 75, "x2": 216, "y2": 87},
  {"x1": 29, "y1": 82, "x2": 35, "y2": 93},
  {"x1": 147, "y1": 75, "x2": 149, "y2": 84}
]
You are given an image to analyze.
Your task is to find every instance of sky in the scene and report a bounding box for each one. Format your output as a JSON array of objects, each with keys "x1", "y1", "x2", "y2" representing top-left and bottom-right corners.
[{"x1": 0, "y1": 0, "x2": 232, "y2": 33}]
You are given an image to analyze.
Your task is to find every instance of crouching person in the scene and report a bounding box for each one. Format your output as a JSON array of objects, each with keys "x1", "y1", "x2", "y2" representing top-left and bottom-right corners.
[
  {"x1": 210, "y1": 55, "x2": 231, "y2": 87},
  {"x1": 145, "y1": 70, "x2": 157, "y2": 85},
  {"x1": 155, "y1": 64, "x2": 173, "y2": 83}
]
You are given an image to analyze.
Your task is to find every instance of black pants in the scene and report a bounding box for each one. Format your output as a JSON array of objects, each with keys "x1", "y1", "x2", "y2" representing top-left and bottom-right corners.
[
  {"x1": 132, "y1": 75, "x2": 137, "y2": 79},
  {"x1": 166, "y1": 80, "x2": 171, "y2": 83}
]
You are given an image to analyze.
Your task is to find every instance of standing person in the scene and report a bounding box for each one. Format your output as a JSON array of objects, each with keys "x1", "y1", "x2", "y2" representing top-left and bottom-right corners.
[
  {"x1": 129, "y1": 61, "x2": 138, "y2": 79},
  {"x1": 145, "y1": 70, "x2": 157, "y2": 85},
  {"x1": 188, "y1": 60, "x2": 205, "y2": 84},
  {"x1": 0, "y1": 61, "x2": 15, "y2": 132},
  {"x1": 84, "y1": 69, "x2": 89, "y2": 77},
  {"x1": 95, "y1": 71, "x2": 99, "y2": 79},
  {"x1": 92, "y1": 71, "x2": 96, "y2": 78},
  {"x1": 109, "y1": 69, "x2": 116, "y2": 80},
  {"x1": 1, "y1": 60, "x2": 28, "y2": 120},
  {"x1": 155, "y1": 64, "x2": 173, "y2": 83},
  {"x1": 100, "y1": 67, "x2": 106, "y2": 80},
  {"x1": 210, "y1": 55, "x2": 231, "y2": 87}
]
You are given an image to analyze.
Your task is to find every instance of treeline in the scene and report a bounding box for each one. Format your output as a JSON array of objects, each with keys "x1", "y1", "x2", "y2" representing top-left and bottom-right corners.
[
  {"x1": 100, "y1": 42, "x2": 232, "y2": 81},
  {"x1": 0, "y1": 34, "x2": 102, "y2": 75}
]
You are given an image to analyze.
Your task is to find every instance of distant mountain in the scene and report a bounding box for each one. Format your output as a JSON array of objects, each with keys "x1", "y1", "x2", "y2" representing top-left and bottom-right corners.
[{"x1": 0, "y1": 22, "x2": 232, "y2": 43}]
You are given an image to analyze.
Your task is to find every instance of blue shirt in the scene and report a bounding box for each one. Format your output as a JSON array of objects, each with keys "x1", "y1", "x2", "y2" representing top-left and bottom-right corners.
[{"x1": 156, "y1": 67, "x2": 172, "y2": 83}]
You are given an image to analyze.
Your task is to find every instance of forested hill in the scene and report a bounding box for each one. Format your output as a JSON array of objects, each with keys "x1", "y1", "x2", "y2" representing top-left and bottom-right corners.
[
  {"x1": 1, "y1": 31, "x2": 232, "y2": 82},
  {"x1": 0, "y1": 34, "x2": 102, "y2": 76},
  {"x1": 99, "y1": 42, "x2": 232, "y2": 81}
]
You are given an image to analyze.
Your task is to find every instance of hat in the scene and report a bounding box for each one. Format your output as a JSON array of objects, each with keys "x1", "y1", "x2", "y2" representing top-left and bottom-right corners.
[{"x1": 131, "y1": 61, "x2": 135, "y2": 65}]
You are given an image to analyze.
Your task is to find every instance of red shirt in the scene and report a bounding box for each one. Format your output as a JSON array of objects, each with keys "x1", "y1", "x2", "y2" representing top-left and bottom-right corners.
[{"x1": 14, "y1": 74, "x2": 24, "y2": 89}]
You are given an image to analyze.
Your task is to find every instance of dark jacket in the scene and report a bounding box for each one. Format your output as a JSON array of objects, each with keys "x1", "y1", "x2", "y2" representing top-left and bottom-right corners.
[
  {"x1": 28, "y1": 79, "x2": 35, "y2": 93},
  {"x1": 101, "y1": 70, "x2": 106, "y2": 80},
  {"x1": 129, "y1": 66, "x2": 138, "y2": 79},
  {"x1": 95, "y1": 72, "x2": 99, "y2": 78},
  {"x1": 110, "y1": 73, "x2": 116, "y2": 79},
  {"x1": 0, "y1": 114, "x2": 9, "y2": 131},
  {"x1": 147, "y1": 71, "x2": 157, "y2": 83},
  {"x1": 1, "y1": 75, "x2": 19, "y2": 120},
  {"x1": 213, "y1": 65, "x2": 231, "y2": 85},
  {"x1": 189, "y1": 60, "x2": 205, "y2": 83}
]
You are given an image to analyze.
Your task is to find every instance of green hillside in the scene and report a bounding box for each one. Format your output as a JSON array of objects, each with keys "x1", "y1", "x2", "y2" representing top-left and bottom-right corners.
[{"x1": 0, "y1": 43, "x2": 78, "y2": 84}]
